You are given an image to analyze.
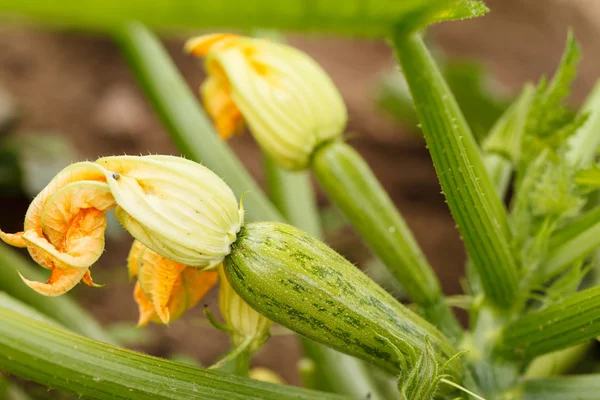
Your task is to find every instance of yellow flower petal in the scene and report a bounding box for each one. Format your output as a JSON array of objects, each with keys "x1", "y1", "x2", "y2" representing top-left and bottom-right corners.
[
  {"x1": 0, "y1": 231, "x2": 26, "y2": 248},
  {"x1": 184, "y1": 33, "x2": 241, "y2": 57},
  {"x1": 201, "y1": 76, "x2": 244, "y2": 140},
  {"x1": 134, "y1": 281, "x2": 156, "y2": 327},
  {"x1": 19, "y1": 266, "x2": 88, "y2": 297},
  {"x1": 128, "y1": 240, "x2": 219, "y2": 325}
]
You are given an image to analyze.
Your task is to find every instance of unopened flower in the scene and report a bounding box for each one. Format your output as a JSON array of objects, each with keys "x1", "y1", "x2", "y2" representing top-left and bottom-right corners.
[
  {"x1": 218, "y1": 266, "x2": 272, "y2": 353},
  {"x1": 0, "y1": 162, "x2": 115, "y2": 296},
  {"x1": 96, "y1": 155, "x2": 244, "y2": 267},
  {"x1": 185, "y1": 34, "x2": 347, "y2": 170},
  {"x1": 128, "y1": 240, "x2": 218, "y2": 325},
  {"x1": 249, "y1": 367, "x2": 284, "y2": 384}
]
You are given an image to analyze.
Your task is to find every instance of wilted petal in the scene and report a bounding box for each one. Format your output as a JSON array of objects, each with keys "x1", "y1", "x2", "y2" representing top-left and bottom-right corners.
[
  {"x1": 128, "y1": 240, "x2": 219, "y2": 325},
  {"x1": 134, "y1": 281, "x2": 156, "y2": 327},
  {"x1": 19, "y1": 266, "x2": 88, "y2": 296}
]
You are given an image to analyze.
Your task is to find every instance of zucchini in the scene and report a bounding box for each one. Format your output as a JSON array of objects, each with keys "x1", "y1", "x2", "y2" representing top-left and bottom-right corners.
[{"x1": 225, "y1": 222, "x2": 461, "y2": 380}]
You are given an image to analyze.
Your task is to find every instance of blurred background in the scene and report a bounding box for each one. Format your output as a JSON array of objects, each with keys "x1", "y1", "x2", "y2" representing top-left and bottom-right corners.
[{"x1": 0, "y1": 0, "x2": 599, "y2": 388}]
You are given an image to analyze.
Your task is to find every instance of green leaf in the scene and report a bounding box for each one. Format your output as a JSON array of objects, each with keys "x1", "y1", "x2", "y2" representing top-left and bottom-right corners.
[
  {"x1": 392, "y1": 32, "x2": 519, "y2": 310},
  {"x1": 0, "y1": 301, "x2": 349, "y2": 400},
  {"x1": 567, "y1": 79, "x2": 600, "y2": 168},
  {"x1": 495, "y1": 285, "x2": 600, "y2": 360},
  {"x1": 0, "y1": 0, "x2": 487, "y2": 37},
  {"x1": 521, "y1": 32, "x2": 582, "y2": 163},
  {"x1": 482, "y1": 84, "x2": 535, "y2": 199},
  {"x1": 115, "y1": 22, "x2": 283, "y2": 223},
  {"x1": 575, "y1": 164, "x2": 600, "y2": 192},
  {"x1": 508, "y1": 375, "x2": 600, "y2": 400}
]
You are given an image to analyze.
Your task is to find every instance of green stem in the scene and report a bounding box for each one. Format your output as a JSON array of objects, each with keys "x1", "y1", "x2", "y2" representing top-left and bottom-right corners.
[
  {"x1": 524, "y1": 343, "x2": 592, "y2": 378},
  {"x1": 263, "y1": 154, "x2": 391, "y2": 399},
  {"x1": 263, "y1": 154, "x2": 322, "y2": 237},
  {"x1": 312, "y1": 140, "x2": 461, "y2": 341},
  {"x1": 234, "y1": 349, "x2": 250, "y2": 377},
  {"x1": 0, "y1": 302, "x2": 349, "y2": 400},
  {"x1": 392, "y1": 32, "x2": 519, "y2": 310},
  {"x1": 495, "y1": 285, "x2": 600, "y2": 360},
  {"x1": 504, "y1": 375, "x2": 600, "y2": 400},
  {"x1": 114, "y1": 22, "x2": 284, "y2": 223},
  {"x1": 0, "y1": 244, "x2": 115, "y2": 344},
  {"x1": 542, "y1": 205, "x2": 600, "y2": 281}
]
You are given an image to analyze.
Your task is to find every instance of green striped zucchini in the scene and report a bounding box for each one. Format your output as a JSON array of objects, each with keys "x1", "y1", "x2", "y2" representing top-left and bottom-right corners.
[{"x1": 225, "y1": 222, "x2": 461, "y2": 381}]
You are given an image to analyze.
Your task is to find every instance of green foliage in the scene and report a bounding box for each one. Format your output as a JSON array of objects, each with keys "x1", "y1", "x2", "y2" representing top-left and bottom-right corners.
[
  {"x1": 521, "y1": 32, "x2": 582, "y2": 164},
  {"x1": 0, "y1": 0, "x2": 487, "y2": 37}
]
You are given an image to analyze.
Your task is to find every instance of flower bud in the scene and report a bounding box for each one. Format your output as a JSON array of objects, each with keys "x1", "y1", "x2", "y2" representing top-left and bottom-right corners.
[
  {"x1": 128, "y1": 240, "x2": 218, "y2": 326},
  {"x1": 249, "y1": 367, "x2": 284, "y2": 384},
  {"x1": 218, "y1": 266, "x2": 272, "y2": 353},
  {"x1": 96, "y1": 155, "x2": 243, "y2": 267},
  {"x1": 186, "y1": 34, "x2": 348, "y2": 170}
]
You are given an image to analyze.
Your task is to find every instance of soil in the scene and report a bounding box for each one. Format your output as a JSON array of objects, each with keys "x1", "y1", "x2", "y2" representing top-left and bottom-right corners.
[{"x1": 0, "y1": 0, "x2": 599, "y2": 386}]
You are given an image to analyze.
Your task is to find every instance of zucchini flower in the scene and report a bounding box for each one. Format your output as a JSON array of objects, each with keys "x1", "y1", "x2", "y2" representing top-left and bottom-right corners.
[
  {"x1": 218, "y1": 266, "x2": 272, "y2": 353},
  {"x1": 185, "y1": 34, "x2": 347, "y2": 170},
  {"x1": 0, "y1": 162, "x2": 115, "y2": 296},
  {"x1": 1, "y1": 155, "x2": 243, "y2": 298},
  {"x1": 96, "y1": 155, "x2": 244, "y2": 268},
  {"x1": 128, "y1": 240, "x2": 218, "y2": 325}
]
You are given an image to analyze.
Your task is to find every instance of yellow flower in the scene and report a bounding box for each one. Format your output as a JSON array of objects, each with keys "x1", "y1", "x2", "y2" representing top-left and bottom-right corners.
[
  {"x1": 2, "y1": 155, "x2": 243, "y2": 297},
  {"x1": 0, "y1": 162, "x2": 115, "y2": 296},
  {"x1": 128, "y1": 240, "x2": 218, "y2": 326},
  {"x1": 185, "y1": 34, "x2": 347, "y2": 170},
  {"x1": 218, "y1": 266, "x2": 272, "y2": 353},
  {"x1": 96, "y1": 155, "x2": 244, "y2": 268}
]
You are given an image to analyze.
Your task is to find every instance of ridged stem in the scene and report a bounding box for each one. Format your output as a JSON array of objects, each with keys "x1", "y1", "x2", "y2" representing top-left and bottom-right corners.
[
  {"x1": 495, "y1": 285, "x2": 600, "y2": 360},
  {"x1": 0, "y1": 300, "x2": 348, "y2": 400},
  {"x1": 392, "y1": 32, "x2": 519, "y2": 310},
  {"x1": 312, "y1": 140, "x2": 461, "y2": 341}
]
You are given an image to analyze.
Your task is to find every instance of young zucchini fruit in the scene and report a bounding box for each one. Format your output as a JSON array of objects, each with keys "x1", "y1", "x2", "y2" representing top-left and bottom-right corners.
[{"x1": 225, "y1": 222, "x2": 461, "y2": 381}]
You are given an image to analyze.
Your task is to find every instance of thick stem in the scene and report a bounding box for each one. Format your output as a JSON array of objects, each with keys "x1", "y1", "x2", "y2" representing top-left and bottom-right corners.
[
  {"x1": 0, "y1": 300, "x2": 347, "y2": 400},
  {"x1": 392, "y1": 32, "x2": 519, "y2": 310},
  {"x1": 312, "y1": 140, "x2": 461, "y2": 341}
]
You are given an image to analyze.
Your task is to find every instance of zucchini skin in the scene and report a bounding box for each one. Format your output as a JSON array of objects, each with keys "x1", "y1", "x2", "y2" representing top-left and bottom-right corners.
[{"x1": 225, "y1": 222, "x2": 460, "y2": 379}]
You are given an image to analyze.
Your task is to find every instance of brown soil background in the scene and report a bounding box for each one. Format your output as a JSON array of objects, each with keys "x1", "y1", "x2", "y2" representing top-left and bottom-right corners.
[{"x1": 1, "y1": 0, "x2": 599, "y2": 387}]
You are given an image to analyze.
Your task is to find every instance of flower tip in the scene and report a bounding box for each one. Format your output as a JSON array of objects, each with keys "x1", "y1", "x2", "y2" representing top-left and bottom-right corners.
[
  {"x1": 0, "y1": 230, "x2": 27, "y2": 248},
  {"x1": 184, "y1": 33, "x2": 241, "y2": 57}
]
